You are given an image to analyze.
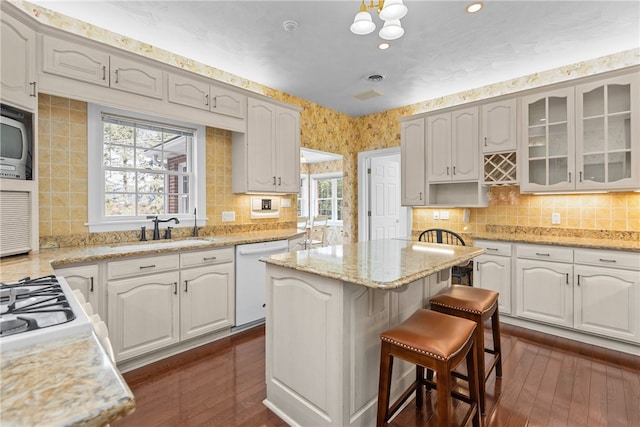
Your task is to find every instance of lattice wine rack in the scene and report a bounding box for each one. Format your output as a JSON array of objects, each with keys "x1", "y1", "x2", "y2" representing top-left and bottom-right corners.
[{"x1": 484, "y1": 152, "x2": 517, "y2": 185}]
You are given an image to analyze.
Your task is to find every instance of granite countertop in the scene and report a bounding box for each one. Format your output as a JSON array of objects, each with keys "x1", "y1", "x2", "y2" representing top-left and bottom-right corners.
[
  {"x1": 465, "y1": 231, "x2": 640, "y2": 252},
  {"x1": 0, "y1": 332, "x2": 135, "y2": 426},
  {"x1": 262, "y1": 238, "x2": 485, "y2": 290},
  {"x1": 0, "y1": 229, "x2": 304, "y2": 282}
]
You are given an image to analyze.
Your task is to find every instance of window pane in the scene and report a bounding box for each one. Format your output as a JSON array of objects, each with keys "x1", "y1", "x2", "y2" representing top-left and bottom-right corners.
[
  {"x1": 137, "y1": 194, "x2": 164, "y2": 215},
  {"x1": 104, "y1": 123, "x2": 133, "y2": 146},
  {"x1": 336, "y1": 178, "x2": 343, "y2": 198},
  {"x1": 137, "y1": 172, "x2": 165, "y2": 193},
  {"x1": 105, "y1": 170, "x2": 135, "y2": 192},
  {"x1": 337, "y1": 199, "x2": 343, "y2": 221},
  {"x1": 104, "y1": 144, "x2": 134, "y2": 168},
  {"x1": 105, "y1": 193, "x2": 135, "y2": 216}
]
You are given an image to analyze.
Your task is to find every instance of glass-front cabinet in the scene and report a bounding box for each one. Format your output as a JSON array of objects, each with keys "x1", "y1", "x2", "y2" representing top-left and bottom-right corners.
[
  {"x1": 575, "y1": 74, "x2": 638, "y2": 190},
  {"x1": 521, "y1": 87, "x2": 575, "y2": 192}
]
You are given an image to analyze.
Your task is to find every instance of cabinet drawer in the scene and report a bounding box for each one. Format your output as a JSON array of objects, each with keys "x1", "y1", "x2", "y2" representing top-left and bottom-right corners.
[
  {"x1": 575, "y1": 249, "x2": 640, "y2": 271},
  {"x1": 107, "y1": 254, "x2": 179, "y2": 280},
  {"x1": 516, "y1": 244, "x2": 573, "y2": 263},
  {"x1": 181, "y1": 247, "x2": 234, "y2": 268},
  {"x1": 474, "y1": 240, "x2": 512, "y2": 256}
]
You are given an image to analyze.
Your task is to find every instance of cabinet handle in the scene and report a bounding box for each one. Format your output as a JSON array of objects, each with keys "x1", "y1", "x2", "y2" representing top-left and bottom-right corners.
[
  {"x1": 566, "y1": 273, "x2": 569, "y2": 284},
  {"x1": 446, "y1": 166, "x2": 450, "y2": 176},
  {"x1": 598, "y1": 258, "x2": 616, "y2": 263},
  {"x1": 212, "y1": 96, "x2": 217, "y2": 108},
  {"x1": 273, "y1": 176, "x2": 276, "y2": 185},
  {"x1": 90, "y1": 276, "x2": 94, "y2": 293},
  {"x1": 579, "y1": 171, "x2": 583, "y2": 182},
  {"x1": 184, "y1": 280, "x2": 189, "y2": 293},
  {"x1": 174, "y1": 282, "x2": 178, "y2": 295},
  {"x1": 205, "y1": 94, "x2": 209, "y2": 106},
  {"x1": 419, "y1": 192, "x2": 422, "y2": 201},
  {"x1": 453, "y1": 166, "x2": 456, "y2": 175},
  {"x1": 568, "y1": 172, "x2": 572, "y2": 183},
  {"x1": 102, "y1": 65, "x2": 106, "y2": 81},
  {"x1": 139, "y1": 264, "x2": 156, "y2": 269},
  {"x1": 577, "y1": 275, "x2": 581, "y2": 286},
  {"x1": 29, "y1": 81, "x2": 37, "y2": 97},
  {"x1": 535, "y1": 252, "x2": 550, "y2": 257},
  {"x1": 115, "y1": 69, "x2": 119, "y2": 84},
  {"x1": 203, "y1": 256, "x2": 217, "y2": 261},
  {"x1": 278, "y1": 177, "x2": 282, "y2": 186}
]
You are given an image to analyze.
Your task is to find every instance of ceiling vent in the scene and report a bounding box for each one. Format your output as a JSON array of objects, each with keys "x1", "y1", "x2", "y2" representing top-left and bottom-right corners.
[{"x1": 353, "y1": 89, "x2": 384, "y2": 101}]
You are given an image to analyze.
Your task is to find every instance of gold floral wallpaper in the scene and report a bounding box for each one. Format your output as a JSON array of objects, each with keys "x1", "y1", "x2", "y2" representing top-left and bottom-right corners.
[{"x1": 15, "y1": 0, "x2": 640, "y2": 247}]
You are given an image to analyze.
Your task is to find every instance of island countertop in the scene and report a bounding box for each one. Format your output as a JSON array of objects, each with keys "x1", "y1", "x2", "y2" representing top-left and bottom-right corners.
[{"x1": 262, "y1": 238, "x2": 485, "y2": 289}]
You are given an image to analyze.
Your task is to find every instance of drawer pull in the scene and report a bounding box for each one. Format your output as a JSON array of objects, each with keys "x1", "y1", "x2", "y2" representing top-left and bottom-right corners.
[
  {"x1": 203, "y1": 256, "x2": 217, "y2": 261},
  {"x1": 139, "y1": 264, "x2": 156, "y2": 269},
  {"x1": 486, "y1": 247, "x2": 499, "y2": 251},
  {"x1": 598, "y1": 258, "x2": 616, "y2": 263},
  {"x1": 535, "y1": 252, "x2": 550, "y2": 257},
  {"x1": 30, "y1": 81, "x2": 37, "y2": 97}
]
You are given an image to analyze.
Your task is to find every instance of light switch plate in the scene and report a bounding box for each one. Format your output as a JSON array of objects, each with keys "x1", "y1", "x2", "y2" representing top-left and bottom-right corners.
[
  {"x1": 432, "y1": 211, "x2": 440, "y2": 220},
  {"x1": 440, "y1": 210, "x2": 450, "y2": 220},
  {"x1": 222, "y1": 211, "x2": 235, "y2": 222},
  {"x1": 552, "y1": 212, "x2": 561, "y2": 224},
  {"x1": 281, "y1": 198, "x2": 291, "y2": 208}
]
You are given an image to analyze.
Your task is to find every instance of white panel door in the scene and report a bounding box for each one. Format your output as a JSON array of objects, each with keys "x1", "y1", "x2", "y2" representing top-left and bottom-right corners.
[
  {"x1": 474, "y1": 254, "x2": 512, "y2": 314},
  {"x1": 369, "y1": 154, "x2": 402, "y2": 240},
  {"x1": 451, "y1": 107, "x2": 479, "y2": 181}
]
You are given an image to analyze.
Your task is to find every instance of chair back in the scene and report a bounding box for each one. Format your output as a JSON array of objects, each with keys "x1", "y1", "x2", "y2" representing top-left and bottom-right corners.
[
  {"x1": 312, "y1": 215, "x2": 328, "y2": 227},
  {"x1": 418, "y1": 228, "x2": 466, "y2": 246},
  {"x1": 308, "y1": 215, "x2": 328, "y2": 247},
  {"x1": 297, "y1": 216, "x2": 308, "y2": 231}
]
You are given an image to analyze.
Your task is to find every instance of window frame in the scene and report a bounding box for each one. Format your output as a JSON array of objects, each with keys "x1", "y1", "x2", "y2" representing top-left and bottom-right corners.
[
  {"x1": 87, "y1": 104, "x2": 205, "y2": 232},
  {"x1": 309, "y1": 172, "x2": 343, "y2": 226},
  {"x1": 298, "y1": 174, "x2": 309, "y2": 217}
]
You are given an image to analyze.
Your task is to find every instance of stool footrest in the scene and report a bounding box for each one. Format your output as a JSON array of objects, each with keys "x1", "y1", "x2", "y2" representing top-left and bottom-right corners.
[
  {"x1": 388, "y1": 380, "x2": 419, "y2": 416},
  {"x1": 419, "y1": 377, "x2": 473, "y2": 405}
]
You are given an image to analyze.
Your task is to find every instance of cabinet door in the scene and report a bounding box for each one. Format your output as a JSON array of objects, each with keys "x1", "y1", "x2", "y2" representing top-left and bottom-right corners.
[
  {"x1": 167, "y1": 73, "x2": 208, "y2": 110},
  {"x1": 574, "y1": 265, "x2": 639, "y2": 342},
  {"x1": 247, "y1": 98, "x2": 277, "y2": 191},
  {"x1": 474, "y1": 254, "x2": 512, "y2": 314},
  {"x1": 451, "y1": 107, "x2": 479, "y2": 181},
  {"x1": 110, "y1": 56, "x2": 164, "y2": 99},
  {"x1": 516, "y1": 259, "x2": 573, "y2": 327},
  {"x1": 400, "y1": 118, "x2": 426, "y2": 205},
  {"x1": 210, "y1": 85, "x2": 246, "y2": 118},
  {"x1": 521, "y1": 87, "x2": 575, "y2": 192},
  {"x1": 426, "y1": 112, "x2": 452, "y2": 182},
  {"x1": 180, "y1": 262, "x2": 234, "y2": 340},
  {"x1": 55, "y1": 264, "x2": 101, "y2": 318},
  {"x1": 1, "y1": 13, "x2": 37, "y2": 109},
  {"x1": 107, "y1": 271, "x2": 180, "y2": 361},
  {"x1": 41, "y1": 35, "x2": 109, "y2": 87},
  {"x1": 275, "y1": 106, "x2": 300, "y2": 193},
  {"x1": 482, "y1": 99, "x2": 517, "y2": 153},
  {"x1": 575, "y1": 73, "x2": 639, "y2": 190}
]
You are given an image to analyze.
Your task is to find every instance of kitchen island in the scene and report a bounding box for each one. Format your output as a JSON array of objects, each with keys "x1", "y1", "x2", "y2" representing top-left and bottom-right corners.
[{"x1": 262, "y1": 239, "x2": 485, "y2": 427}]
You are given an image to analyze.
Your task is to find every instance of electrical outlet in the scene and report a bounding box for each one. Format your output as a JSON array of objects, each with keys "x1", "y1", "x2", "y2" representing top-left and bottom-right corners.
[
  {"x1": 222, "y1": 211, "x2": 235, "y2": 222},
  {"x1": 551, "y1": 212, "x2": 561, "y2": 224},
  {"x1": 281, "y1": 198, "x2": 291, "y2": 208},
  {"x1": 432, "y1": 211, "x2": 440, "y2": 220},
  {"x1": 440, "y1": 210, "x2": 450, "y2": 220}
]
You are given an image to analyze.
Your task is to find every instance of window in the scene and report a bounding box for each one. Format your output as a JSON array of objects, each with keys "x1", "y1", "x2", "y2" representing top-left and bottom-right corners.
[
  {"x1": 88, "y1": 105, "x2": 205, "y2": 232},
  {"x1": 310, "y1": 173, "x2": 343, "y2": 225},
  {"x1": 297, "y1": 175, "x2": 308, "y2": 217}
]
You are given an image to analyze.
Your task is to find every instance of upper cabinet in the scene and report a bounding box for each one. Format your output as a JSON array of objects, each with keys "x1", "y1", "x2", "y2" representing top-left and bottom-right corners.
[
  {"x1": 168, "y1": 74, "x2": 246, "y2": 119},
  {"x1": 575, "y1": 73, "x2": 639, "y2": 191},
  {"x1": 427, "y1": 107, "x2": 479, "y2": 182},
  {"x1": 232, "y1": 97, "x2": 300, "y2": 193},
  {"x1": 1, "y1": 13, "x2": 37, "y2": 110},
  {"x1": 520, "y1": 87, "x2": 576, "y2": 192},
  {"x1": 400, "y1": 117, "x2": 426, "y2": 206},
  {"x1": 41, "y1": 35, "x2": 164, "y2": 99},
  {"x1": 481, "y1": 99, "x2": 517, "y2": 153}
]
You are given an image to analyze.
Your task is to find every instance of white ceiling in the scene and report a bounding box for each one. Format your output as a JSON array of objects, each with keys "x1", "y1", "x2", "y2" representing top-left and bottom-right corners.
[{"x1": 28, "y1": 1, "x2": 640, "y2": 117}]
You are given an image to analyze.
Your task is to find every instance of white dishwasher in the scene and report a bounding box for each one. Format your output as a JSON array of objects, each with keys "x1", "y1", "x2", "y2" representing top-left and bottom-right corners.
[{"x1": 235, "y1": 239, "x2": 289, "y2": 329}]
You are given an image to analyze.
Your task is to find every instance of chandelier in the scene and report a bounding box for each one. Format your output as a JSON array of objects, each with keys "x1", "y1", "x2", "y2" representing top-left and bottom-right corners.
[{"x1": 350, "y1": 0, "x2": 408, "y2": 41}]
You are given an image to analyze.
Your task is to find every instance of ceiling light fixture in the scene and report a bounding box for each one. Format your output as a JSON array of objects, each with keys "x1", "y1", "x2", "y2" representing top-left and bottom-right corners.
[
  {"x1": 466, "y1": 2, "x2": 483, "y2": 13},
  {"x1": 350, "y1": 0, "x2": 408, "y2": 41}
]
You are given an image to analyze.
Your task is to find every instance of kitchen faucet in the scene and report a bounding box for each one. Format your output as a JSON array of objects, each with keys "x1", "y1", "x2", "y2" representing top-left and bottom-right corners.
[{"x1": 147, "y1": 216, "x2": 180, "y2": 240}]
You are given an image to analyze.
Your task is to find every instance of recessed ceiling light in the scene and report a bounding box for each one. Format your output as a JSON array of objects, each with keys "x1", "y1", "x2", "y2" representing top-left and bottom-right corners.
[
  {"x1": 378, "y1": 42, "x2": 390, "y2": 50},
  {"x1": 367, "y1": 74, "x2": 385, "y2": 83},
  {"x1": 466, "y1": 2, "x2": 483, "y2": 13}
]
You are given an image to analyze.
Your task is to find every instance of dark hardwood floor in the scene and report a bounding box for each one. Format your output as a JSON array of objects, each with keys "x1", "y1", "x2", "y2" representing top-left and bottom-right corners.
[{"x1": 112, "y1": 323, "x2": 640, "y2": 427}]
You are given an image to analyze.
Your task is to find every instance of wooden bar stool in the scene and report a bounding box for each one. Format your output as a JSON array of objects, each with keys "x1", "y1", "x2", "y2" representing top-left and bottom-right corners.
[
  {"x1": 376, "y1": 309, "x2": 481, "y2": 427},
  {"x1": 429, "y1": 285, "x2": 502, "y2": 414}
]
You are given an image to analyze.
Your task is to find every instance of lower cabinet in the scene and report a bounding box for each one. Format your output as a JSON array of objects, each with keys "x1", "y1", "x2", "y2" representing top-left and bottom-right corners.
[
  {"x1": 107, "y1": 247, "x2": 235, "y2": 362},
  {"x1": 55, "y1": 263, "x2": 102, "y2": 318},
  {"x1": 473, "y1": 240, "x2": 512, "y2": 314}
]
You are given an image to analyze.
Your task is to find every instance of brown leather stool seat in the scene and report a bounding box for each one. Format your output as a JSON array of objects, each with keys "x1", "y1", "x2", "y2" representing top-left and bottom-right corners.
[
  {"x1": 430, "y1": 285, "x2": 503, "y2": 414},
  {"x1": 376, "y1": 309, "x2": 481, "y2": 427}
]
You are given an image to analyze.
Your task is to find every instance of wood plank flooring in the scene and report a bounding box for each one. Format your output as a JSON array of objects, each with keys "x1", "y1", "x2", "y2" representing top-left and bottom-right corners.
[{"x1": 112, "y1": 323, "x2": 640, "y2": 427}]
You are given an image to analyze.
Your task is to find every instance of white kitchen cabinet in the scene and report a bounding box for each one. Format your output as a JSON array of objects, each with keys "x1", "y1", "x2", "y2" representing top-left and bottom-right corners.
[
  {"x1": 481, "y1": 98, "x2": 518, "y2": 153},
  {"x1": 180, "y1": 248, "x2": 235, "y2": 340},
  {"x1": 427, "y1": 107, "x2": 479, "y2": 182},
  {"x1": 400, "y1": 117, "x2": 426, "y2": 206},
  {"x1": 55, "y1": 264, "x2": 103, "y2": 319},
  {"x1": 473, "y1": 240, "x2": 512, "y2": 314},
  {"x1": 573, "y1": 249, "x2": 640, "y2": 343},
  {"x1": 233, "y1": 97, "x2": 300, "y2": 193},
  {"x1": 575, "y1": 73, "x2": 639, "y2": 191},
  {"x1": 521, "y1": 87, "x2": 576, "y2": 192},
  {"x1": 1, "y1": 12, "x2": 37, "y2": 110},
  {"x1": 41, "y1": 35, "x2": 164, "y2": 99},
  {"x1": 168, "y1": 73, "x2": 246, "y2": 118},
  {"x1": 108, "y1": 270, "x2": 180, "y2": 362},
  {"x1": 515, "y1": 245, "x2": 574, "y2": 327}
]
